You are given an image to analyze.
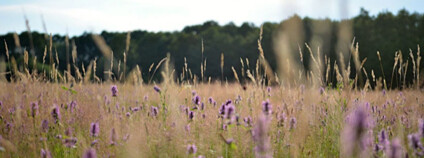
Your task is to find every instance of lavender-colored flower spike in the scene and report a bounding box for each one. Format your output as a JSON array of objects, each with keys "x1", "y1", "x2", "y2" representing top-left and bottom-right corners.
[
  {"x1": 153, "y1": 86, "x2": 161, "y2": 93},
  {"x1": 187, "y1": 144, "x2": 197, "y2": 154},
  {"x1": 41, "y1": 149, "x2": 52, "y2": 158},
  {"x1": 319, "y1": 87, "x2": 325, "y2": 95},
  {"x1": 208, "y1": 97, "x2": 214, "y2": 104},
  {"x1": 41, "y1": 120, "x2": 49, "y2": 133},
  {"x1": 408, "y1": 133, "x2": 424, "y2": 156},
  {"x1": 90, "y1": 122, "x2": 100, "y2": 137},
  {"x1": 188, "y1": 111, "x2": 195, "y2": 120},
  {"x1": 342, "y1": 107, "x2": 370, "y2": 157},
  {"x1": 31, "y1": 102, "x2": 39, "y2": 118},
  {"x1": 193, "y1": 95, "x2": 201, "y2": 105},
  {"x1": 378, "y1": 129, "x2": 390, "y2": 149},
  {"x1": 244, "y1": 116, "x2": 253, "y2": 127},
  {"x1": 386, "y1": 138, "x2": 403, "y2": 158},
  {"x1": 253, "y1": 115, "x2": 271, "y2": 158},
  {"x1": 261, "y1": 99, "x2": 272, "y2": 115},
  {"x1": 111, "y1": 85, "x2": 118, "y2": 97},
  {"x1": 69, "y1": 101, "x2": 77, "y2": 113},
  {"x1": 151, "y1": 106, "x2": 159, "y2": 117},
  {"x1": 63, "y1": 137, "x2": 78, "y2": 148},
  {"x1": 224, "y1": 104, "x2": 235, "y2": 119},
  {"x1": 289, "y1": 117, "x2": 297, "y2": 130},
  {"x1": 110, "y1": 128, "x2": 117, "y2": 146},
  {"x1": 51, "y1": 104, "x2": 61, "y2": 123},
  {"x1": 419, "y1": 119, "x2": 424, "y2": 137},
  {"x1": 82, "y1": 148, "x2": 97, "y2": 158}
]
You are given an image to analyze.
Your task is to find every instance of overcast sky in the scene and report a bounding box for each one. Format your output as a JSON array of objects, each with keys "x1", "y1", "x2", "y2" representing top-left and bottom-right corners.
[{"x1": 1, "y1": 0, "x2": 423, "y2": 36}]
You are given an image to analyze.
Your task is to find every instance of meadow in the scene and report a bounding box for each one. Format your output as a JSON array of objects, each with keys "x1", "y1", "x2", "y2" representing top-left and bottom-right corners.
[
  {"x1": 0, "y1": 22, "x2": 424, "y2": 158},
  {"x1": 0, "y1": 77, "x2": 423, "y2": 157}
]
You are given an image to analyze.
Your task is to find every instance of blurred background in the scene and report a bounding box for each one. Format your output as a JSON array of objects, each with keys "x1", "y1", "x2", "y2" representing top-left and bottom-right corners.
[{"x1": 0, "y1": 0, "x2": 423, "y2": 88}]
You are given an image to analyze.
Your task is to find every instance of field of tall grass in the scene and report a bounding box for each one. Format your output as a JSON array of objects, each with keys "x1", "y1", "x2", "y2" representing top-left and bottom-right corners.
[
  {"x1": 0, "y1": 79, "x2": 423, "y2": 157},
  {"x1": 0, "y1": 24, "x2": 424, "y2": 158}
]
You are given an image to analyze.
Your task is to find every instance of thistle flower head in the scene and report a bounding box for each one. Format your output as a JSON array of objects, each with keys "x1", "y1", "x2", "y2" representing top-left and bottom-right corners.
[{"x1": 111, "y1": 85, "x2": 118, "y2": 97}]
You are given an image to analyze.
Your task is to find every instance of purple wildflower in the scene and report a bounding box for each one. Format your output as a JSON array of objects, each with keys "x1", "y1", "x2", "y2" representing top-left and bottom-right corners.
[
  {"x1": 82, "y1": 148, "x2": 97, "y2": 158},
  {"x1": 40, "y1": 149, "x2": 52, "y2": 158},
  {"x1": 63, "y1": 137, "x2": 77, "y2": 148},
  {"x1": 378, "y1": 129, "x2": 390, "y2": 149},
  {"x1": 69, "y1": 101, "x2": 77, "y2": 113},
  {"x1": 153, "y1": 86, "x2": 161, "y2": 93},
  {"x1": 51, "y1": 104, "x2": 61, "y2": 123},
  {"x1": 31, "y1": 102, "x2": 38, "y2": 118},
  {"x1": 187, "y1": 144, "x2": 197, "y2": 154},
  {"x1": 91, "y1": 139, "x2": 98, "y2": 146},
  {"x1": 111, "y1": 85, "x2": 118, "y2": 97},
  {"x1": 219, "y1": 104, "x2": 227, "y2": 115},
  {"x1": 193, "y1": 95, "x2": 201, "y2": 105},
  {"x1": 261, "y1": 99, "x2": 272, "y2": 115},
  {"x1": 267, "y1": 86, "x2": 271, "y2": 93},
  {"x1": 208, "y1": 97, "x2": 214, "y2": 104},
  {"x1": 65, "y1": 127, "x2": 73, "y2": 136},
  {"x1": 253, "y1": 115, "x2": 271, "y2": 158},
  {"x1": 408, "y1": 133, "x2": 424, "y2": 156},
  {"x1": 289, "y1": 117, "x2": 297, "y2": 130},
  {"x1": 150, "y1": 106, "x2": 158, "y2": 117},
  {"x1": 191, "y1": 90, "x2": 197, "y2": 96},
  {"x1": 90, "y1": 122, "x2": 100, "y2": 137},
  {"x1": 224, "y1": 104, "x2": 235, "y2": 120},
  {"x1": 188, "y1": 111, "x2": 194, "y2": 120},
  {"x1": 110, "y1": 128, "x2": 117, "y2": 146},
  {"x1": 41, "y1": 120, "x2": 49, "y2": 133},
  {"x1": 386, "y1": 138, "x2": 403, "y2": 158},
  {"x1": 342, "y1": 107, "x2": 370, "y2": 157},
  {"x1": 244, "y1": 116, "x2": 253, "y2": 127},
  {"x1": 419, "y1": 119, "x2": 424, "y2": 137},
  {"x1": 319, "y1": 87, "x2": 325, "y2": 95},
  {"x1": 225, "y1": 99, "x2": 232, "y2": 105}
]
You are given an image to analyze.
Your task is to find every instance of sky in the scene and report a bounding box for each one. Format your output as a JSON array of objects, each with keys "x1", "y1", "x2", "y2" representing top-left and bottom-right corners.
[{"x1": 0, "y1": 0, "x2": 423, "y2": 37}]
